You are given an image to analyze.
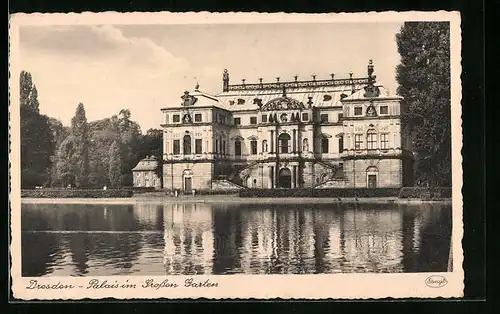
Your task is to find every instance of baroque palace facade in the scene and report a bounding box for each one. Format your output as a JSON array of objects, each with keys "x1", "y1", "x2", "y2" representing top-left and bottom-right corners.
[{"x1": 159, "y1": 60, "x2": 413, "y2": 191}]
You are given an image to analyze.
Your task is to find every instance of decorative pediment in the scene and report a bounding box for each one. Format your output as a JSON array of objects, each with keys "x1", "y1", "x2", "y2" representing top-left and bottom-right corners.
[
  {"x1": 363, "y1": 85, "x2": 380, "y2": 98},
  {"x1": 320, "y1": 133, "x2": 332, "y2": 138},
  {"x1": 231, "y1": 135, "x2": 244, "y2": 141},
  {"x1": 247, "y1": 135, "x2": 258, "y2": 140},
  {"x1": 366, "y1": 104, "x2": 377, "y2": 117},
  {"x1": 182, "y1": 114, "x2": 193, "y2": 124},
  {"x1": 181, "y1": 91, "x2": 198, "y2": 106},
  {"x1": 261, "y1": 96, "x2": 306, "y2": 111}
]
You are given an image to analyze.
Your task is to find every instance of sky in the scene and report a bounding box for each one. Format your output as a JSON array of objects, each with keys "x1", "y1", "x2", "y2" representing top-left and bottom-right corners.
[{"x1": 19, "y1": 22, "x2": 403, "y2": 131}]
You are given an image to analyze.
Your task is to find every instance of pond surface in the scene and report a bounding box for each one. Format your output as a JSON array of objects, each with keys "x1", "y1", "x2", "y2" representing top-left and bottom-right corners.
[{"x1": 21, "y1": 202, "x2": 452, "y2": 276}]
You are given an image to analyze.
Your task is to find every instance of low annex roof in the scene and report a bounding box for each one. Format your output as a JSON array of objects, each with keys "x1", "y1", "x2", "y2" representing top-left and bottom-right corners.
[{"x1": 132, "y1": 156, "x2": 159, "y2": 172}]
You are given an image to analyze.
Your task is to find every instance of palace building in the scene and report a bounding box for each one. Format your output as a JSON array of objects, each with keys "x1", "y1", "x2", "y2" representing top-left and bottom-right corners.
[{"x1": 159, "y1": 60, "x2": 413, "y2": 192}]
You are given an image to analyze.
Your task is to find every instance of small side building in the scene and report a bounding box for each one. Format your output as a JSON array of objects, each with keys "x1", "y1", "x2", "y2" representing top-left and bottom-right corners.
[{"x1": 132, "y1": 156, "x2": 162, "y2": 189}]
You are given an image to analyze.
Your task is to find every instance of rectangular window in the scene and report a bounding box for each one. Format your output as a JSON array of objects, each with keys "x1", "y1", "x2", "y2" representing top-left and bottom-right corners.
[
  {"x1": 194, "y1": 113, "x2": 202, "y2": 122},
  {"x1": 321, "y1": 138, "x2": 329, "y2": 153},
  {"x1": 235, "y1": 141, "x2": 242, "y2": 156},
  {"x1": 234, "y1": 117, "x2": 241, "y2": 125},
  {"x1": 380, "y1": 105, "x2": 389, "y2": 115},
  {"x1": 215, "y1": 139, "x2": 219, "y2": 153},
  {"x1": 250, "y1": 140, "x2": 257, "y2": 155},
  {"x1": 367, "y1": 132, "x2": 377, "y2": 150},
  {"x1": 173, "y1": 115, "x2": 180, "y2": 123},
  {"x1": 339, "y1": 136, "x2": 344, "y2": 153},
  {"x1": 354, "y1": 107, "x2": 363, "y2": 116},
  {"x1": 195, "y1": 139, "x2": 202, "y2": 154},
  {"x1": 355, "y1": 134, "x2": 363, "y2": 150},
  {"x1": 223, "y1": 140, "x2": 226, "y2": 154},
  {"x1": 380, "y1": 133, "x2": 389, "y2": 149},
  {"x1": 173, "y1": 140, "x2": 180, "y2": 154},
  {"x1": 320, "y1": 114, "x2": 329, "y2": 122},
  {"x1": 261, "y1": 114, "x2": 268, "y2": 123},
  {"x1": 302, "y1": 113, "x2": 309, "y2": 121},
  {"x1": 338, "y1": 113, "x2": 343, "y2": 121},
  {"x1": 250, "y1": 116, "x2": 257, "y2": 125}
]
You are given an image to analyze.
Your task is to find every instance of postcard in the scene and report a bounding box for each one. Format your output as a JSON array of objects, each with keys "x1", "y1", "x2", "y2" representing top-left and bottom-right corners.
[{"x1": 9, "y1": 11, "x2": 463, "y2": 299}]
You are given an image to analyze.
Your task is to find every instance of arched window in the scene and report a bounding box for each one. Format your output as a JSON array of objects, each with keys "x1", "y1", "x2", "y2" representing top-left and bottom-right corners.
[
  {"x1": 262, "y1": 140, "x2": 268, "y2": 152},
  {"x1": 302, "y1": 138, "x2": 309, "y2": 152},
  {"x1": 278, "y1": 133, "x2": 291, "y2": 154},
  {"x1": 367, "y1": 129, "x2": 377, "y2": 150},
  {"x1": 183, "y1": 134, "x2": 191, "y2": 154}
]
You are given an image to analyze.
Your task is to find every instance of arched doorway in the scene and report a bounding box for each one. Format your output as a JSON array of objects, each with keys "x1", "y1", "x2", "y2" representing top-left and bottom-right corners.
[
  {"x1": 183, "y1": 169, "x2": 193, "y2": 192},
  {"x1": 278, "y1": 168, "x2": 292, "y2": 188},
  {"x1": 366, "y1": 166, "x2": 378, "y2": 188}
]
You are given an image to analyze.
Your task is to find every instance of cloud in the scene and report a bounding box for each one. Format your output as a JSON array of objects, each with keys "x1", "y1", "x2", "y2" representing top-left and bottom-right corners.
[{"x1": 20, "y1": 25, "x2": 217, "y2": 130}]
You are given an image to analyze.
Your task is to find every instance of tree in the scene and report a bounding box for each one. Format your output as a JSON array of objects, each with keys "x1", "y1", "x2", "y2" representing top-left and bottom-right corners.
[
  {"x1": 108, "y1": 140, "x2": 122, "y2": 188},
  {"x1": 140, "y1": 128, "x2": 163, "y2": 188},
  {"x1": 396, "y1": 22, "x2": 451, "y2": 187},
  {"x1": 116, "y1": 109, "x2": 142, "y2": 186},
  {"x1": 70, "y1": 103, "x2": 90, "y2": 187},
  {"x1": 53, "y1": 135, "x2": 79, "y2": 187},
  {"x1": 19, "y1": 71, "x2": 55, "y2": 188}
]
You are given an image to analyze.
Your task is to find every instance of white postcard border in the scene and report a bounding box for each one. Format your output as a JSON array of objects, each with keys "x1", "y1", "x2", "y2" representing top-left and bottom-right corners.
[{"x1": 9, "y1": 11, "x2": 464, "y2": 300}]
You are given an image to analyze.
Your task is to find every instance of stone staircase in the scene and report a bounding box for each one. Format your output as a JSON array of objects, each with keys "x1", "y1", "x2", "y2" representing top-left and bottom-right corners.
[{"x1": 211, "y1": 179, "x2": 246, "y2": 191}]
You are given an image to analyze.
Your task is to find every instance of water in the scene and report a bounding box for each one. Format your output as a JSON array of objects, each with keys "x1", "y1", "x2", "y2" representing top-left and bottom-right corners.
[{"x1": 21, "y1": 202, "x2": 452, "y2": 276}]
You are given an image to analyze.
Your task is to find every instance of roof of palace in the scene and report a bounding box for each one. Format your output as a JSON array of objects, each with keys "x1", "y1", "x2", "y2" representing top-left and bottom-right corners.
[
  {"x1": 215, "y1": 77, "x2": 368, "y2": 111},
  {"x1": 132, "y1": 156, "x2": 159, "y2": 172},
  {"x1": 161, "y1": 61, "x2": 401, "y2": 112}
]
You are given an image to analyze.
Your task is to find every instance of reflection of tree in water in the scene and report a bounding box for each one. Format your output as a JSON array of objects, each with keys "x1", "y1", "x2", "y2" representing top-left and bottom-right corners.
[
  {"x1": 413, "y1": 204, "x2": 452, "y2": 272},
  {"x1": 57, "y1": 204, "x2": 143, "y2": 275},
  {"x1": 22, "y1": 232, "x2": 61, "y2": 276},
  {"x1": 22, "y1": 204, "x2": 62, "y2": 276}
]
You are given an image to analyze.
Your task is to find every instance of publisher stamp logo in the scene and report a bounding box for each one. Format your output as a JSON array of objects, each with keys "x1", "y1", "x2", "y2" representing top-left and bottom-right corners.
[{"x1": 425, "y1": 275, "x2": 448, "y2": 288}]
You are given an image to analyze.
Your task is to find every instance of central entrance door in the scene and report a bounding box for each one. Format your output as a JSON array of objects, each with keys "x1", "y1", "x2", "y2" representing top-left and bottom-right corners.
[
  {"x1": 367, "y1": 175, "x2": 377, "y2": 188},
  {"x1": 278, "y1": 168, "x2": 292, "y2": 189},
  {"x1": 184, "y1": 176, "x2": 192, "y2": 192}
]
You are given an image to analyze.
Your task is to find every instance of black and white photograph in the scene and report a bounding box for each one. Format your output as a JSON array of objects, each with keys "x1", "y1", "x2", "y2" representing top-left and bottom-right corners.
[{"x1": 9, "y1": 12, "x2": 463, "y2": 299}]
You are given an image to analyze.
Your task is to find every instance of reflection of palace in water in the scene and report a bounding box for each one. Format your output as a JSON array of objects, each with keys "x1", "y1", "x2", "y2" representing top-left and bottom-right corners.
[
  {"x1": 158, "y1": 203, "x2": 445, "y2": 275},
  {"x1": 162, "y1": 203, "x2": 214, "y2": 275}
]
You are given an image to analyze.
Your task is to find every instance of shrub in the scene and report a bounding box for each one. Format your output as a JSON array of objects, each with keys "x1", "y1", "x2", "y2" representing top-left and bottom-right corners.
[
  {"x1": 239, "y1": 188, "x2": 401, "y2": 198},
  {"x1": 21, "y1": 188, "x2": 134, "y2": 198},
  {"x1": 126, "y1": 186, "x2": 157, "y2": 194},
  {"x1": 398, "y1": 187, "x2": 452, "y2": 199},
  {"x1": 165, "y1": 189, "x2": 239, "y2": 196}
]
